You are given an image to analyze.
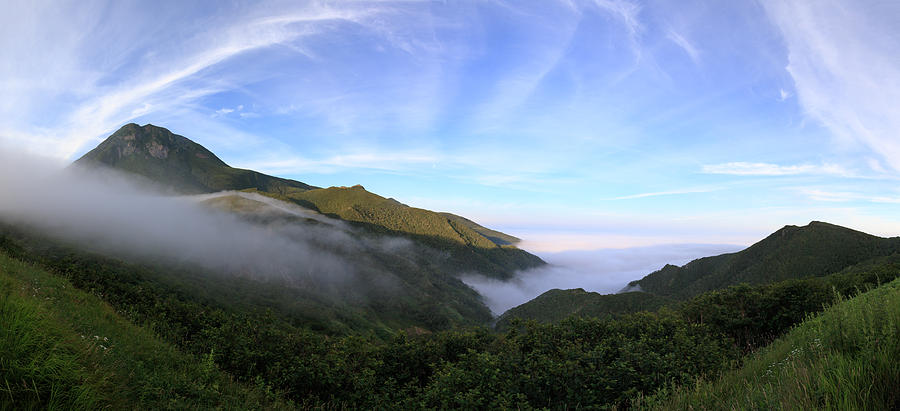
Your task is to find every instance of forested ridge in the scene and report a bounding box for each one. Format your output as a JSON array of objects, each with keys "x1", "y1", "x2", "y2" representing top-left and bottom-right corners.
[
  {"x1": 500, "y1": 221, "x2": 900, "y2": 326},
  {"x1": 3, "y1": 223, "x2": 899, "y2": 409}
]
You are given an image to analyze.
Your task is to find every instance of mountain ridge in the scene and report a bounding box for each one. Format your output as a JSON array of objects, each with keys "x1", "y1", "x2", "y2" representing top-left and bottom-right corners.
[
  {"x1": 630, "y1": 220, "x2": 900, "y2": 298},
  {"x1": 498, "y1": 221, "x2": 900, "y2": 323},
  {"x1": 74, "y1": 123, "x2": 543, "y2": 280}
]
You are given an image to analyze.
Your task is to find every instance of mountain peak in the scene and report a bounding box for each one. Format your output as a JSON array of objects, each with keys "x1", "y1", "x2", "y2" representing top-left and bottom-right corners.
[
  {"x1": 75, "y1": 123, "x2": 315, "y2": 194},
  {"x1": 94, "y1": 123, "x2": 228, "y2": 167}
]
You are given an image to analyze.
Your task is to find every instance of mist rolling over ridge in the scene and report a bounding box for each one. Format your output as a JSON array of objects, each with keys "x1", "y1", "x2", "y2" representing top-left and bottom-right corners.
[
  {"x1": 0, "y1": 148, "x2": 415, "y2": 294},
  {"x1": 464, "y1": 243, "x2": 744, "y2": 315}
]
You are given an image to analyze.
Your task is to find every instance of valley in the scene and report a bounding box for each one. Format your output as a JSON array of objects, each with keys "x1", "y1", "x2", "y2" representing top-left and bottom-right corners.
[{"x1": 2, "y1": 124, "x2": 899, "y2": 409}]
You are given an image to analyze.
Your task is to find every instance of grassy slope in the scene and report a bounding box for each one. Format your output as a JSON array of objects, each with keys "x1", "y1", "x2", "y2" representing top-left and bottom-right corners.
[
  {"x1": 288, "y1": 185, "x2": 496, "y2": 248},
  {"x1": 495, "y1": 289, "x2": 673, "y2": 329},
  {"x1": 439, "y1": 213, "x2": 520, "y2": 246},
  {"x1": 0, "y1": 250, "x2": 286, "y2": 410},
  {"x1": 640, "y1": 277, "x2": 900, "y2": 410},
  {"x1": 631, "y1": 221, "x2": 900, "y2": 299},
  {"x1": 275, "y1": 186, "x2": 544, "y2": 279}
]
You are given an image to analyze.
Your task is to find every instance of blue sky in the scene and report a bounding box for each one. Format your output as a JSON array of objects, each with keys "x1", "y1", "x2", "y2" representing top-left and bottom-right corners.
[{"x1": 3, "y1": 0, "x2": 900, "y2": 251}]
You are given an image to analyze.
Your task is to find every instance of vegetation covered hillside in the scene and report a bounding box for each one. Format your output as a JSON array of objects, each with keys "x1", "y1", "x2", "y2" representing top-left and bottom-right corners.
[
  {"x1": 495, "y1": 289, "x2": 673, "y2": 330},
  {"x1": 3, "y1": 221, "x2": 898, "y2": 408},
  {"x1": 498, "y1": 222, "x2": 900, "y2": 331},
  {"x1": 280, "y1": 185, "x2": 543, "y2": 279},
  {"x1": 0, "y1": 249, "x2": 285, "y2": 410},
  {"x1": 75, "y1": 123, "x2": 544, "y2": 279},
  {"x1": 0, "y1": 210, "x2": 493, "y2": 337},
  {"x1": 630, "y1": 221, "x2": 900, "y2": 299},
  {"x1": 640, "y1": 275, "x2": 900, "y2": 410}
]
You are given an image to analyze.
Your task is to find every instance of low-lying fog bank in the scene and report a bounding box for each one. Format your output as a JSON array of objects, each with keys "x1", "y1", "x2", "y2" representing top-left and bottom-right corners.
[
  {"x1": 464, "y1": 243, "x2": 745, "y2": 315},
  {"x1": 0, "y1": 149, "x2": 414, "y2": 292}
]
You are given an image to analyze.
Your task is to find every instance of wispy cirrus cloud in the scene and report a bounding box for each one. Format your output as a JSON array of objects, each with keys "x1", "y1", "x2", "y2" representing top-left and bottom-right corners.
[
  {"x1": 0, "y1": 1, "x2": 399, "y2": 158},
  {"x1": 609, "y1": 186, "x2": 719, "y2": 200},
  {"x1": 589, "y1": 0, "x2": 643, "y2": 40},
  {"x1": 237, "y1": 151, "x2": 440, "y2": 175},
  {"x1": 761, "y1": 0, "x2": 900, "y2": 173},
  {"x1": 701, "y1": 162, "x2": 850, "y2": 177},
  {"x1": 798, "y1": 188, "x2": 900, "y2": 204},
  {"x1": 666, "y1": 29, "x2": 700, "y2": 64}
]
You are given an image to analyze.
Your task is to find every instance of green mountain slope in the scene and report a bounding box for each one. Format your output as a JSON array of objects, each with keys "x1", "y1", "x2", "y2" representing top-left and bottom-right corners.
[
  {"x1": 639, "y1": 276, "x2": 900, "y2": 410},
  {"x1": 74, "y1": 123, "x2": 316, "y2": 194},
  {"x1": 280, "y1": 185, "x2": 542, "y2": 279},
  {"x1": 0, "y1": 249, "x2": 286, "y2": 409},
  {"x1": 500, "y1": 222, "x2": 900, "y2": 325},
  {"x1": 439, "y1": 212, "x2": 521, "y2": 246},
  {"x1": 630, "y1": 221, "x2": 900, "y2": 299},
  {"x1": 5, "y1": 214, "x2": 897, "y2": 408},
  {"x1": 75, "y1": 123, "x2": 543, "y2": 279},
  {"x1": 0, "y1": 210, "x2": 493, "y2": 336},
  {"x1": 495, "y1": 289, "x2": 673, "y2": 329}
]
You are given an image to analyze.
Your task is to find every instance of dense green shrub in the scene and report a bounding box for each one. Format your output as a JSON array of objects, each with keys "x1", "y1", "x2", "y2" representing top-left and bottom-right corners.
[
  {"x1": 3, "y1": 225, "x2": 899, "y2": 408},
  {"x1": 639, "y1": 278, "x2": 900, "y2": 410}
]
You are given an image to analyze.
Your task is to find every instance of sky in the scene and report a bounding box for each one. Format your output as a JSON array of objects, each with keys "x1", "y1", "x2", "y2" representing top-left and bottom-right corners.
[{"x1": 2, "y1": 0, "x2": 900, "y2": 253}]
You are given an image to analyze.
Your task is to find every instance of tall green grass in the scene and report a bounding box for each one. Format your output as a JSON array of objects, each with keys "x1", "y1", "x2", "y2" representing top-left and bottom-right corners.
[
  {"x1": 0, "y1": 251, "x2": 289, "y2": 409},
  {"x1": 0, "y1": 285, "x2": 98, "y2": 409},
  {"x1": 638, "y1": 278, "x2": 900, "y2": 410}
]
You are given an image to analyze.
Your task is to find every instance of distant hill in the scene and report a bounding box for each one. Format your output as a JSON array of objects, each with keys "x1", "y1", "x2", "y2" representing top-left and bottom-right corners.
[
  {"x1": 629, "y1": 221, "x2": 900, "y2": 299},
  {"x1": 74, "y1": 123, "x2": 316, "y2": 194},
  {"x1": 499, "y1": 221, "x2": 900, "y2": 324},
  {"x1": 495, "y1": 289, "x2": 673, "y2": 330},
  {"x1": 76, "y1": 124, "x2": 542, "y2": 279}
]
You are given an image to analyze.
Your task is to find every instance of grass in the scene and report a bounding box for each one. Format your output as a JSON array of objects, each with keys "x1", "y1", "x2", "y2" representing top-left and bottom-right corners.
[
  {"x1": 637, "y1": 277, "x2": 900, "y2": 410},
  {"x1": 0, "y1": 285, "x2": 97, "y2": 410},
  {"x1": 0, "y1": 250, "x2": 289, "y2": 410}
]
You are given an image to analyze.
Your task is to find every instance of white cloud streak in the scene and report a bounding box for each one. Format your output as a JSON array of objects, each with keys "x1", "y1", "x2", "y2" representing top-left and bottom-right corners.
[
  {"x1": 589, "y1": 0, "x2": 643, "y2": 40},
  {"x1": 238, "y1": 150, "x2": 440, "y2": 175},
  {"x1": 666, "y1": 29, "x2": 700, "y2": 64},
  {"x1": 702, "y1": 162, "x2": 850, "y2": 177},
  {"x1": 762, "y1": 0, "x2": 900, "y2": 173},
  {"x1": 609, "y1": 186, "x2": 718, "y2": 200},
  {"x1": 798, "y1": 188, "x2": 900, "y2": 204}
]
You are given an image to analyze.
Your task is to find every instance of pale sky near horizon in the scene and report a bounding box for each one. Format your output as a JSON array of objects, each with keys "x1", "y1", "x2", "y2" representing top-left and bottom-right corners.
[{"x1": 3, "y1": 0, "x2": 900, "y2": 251}]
